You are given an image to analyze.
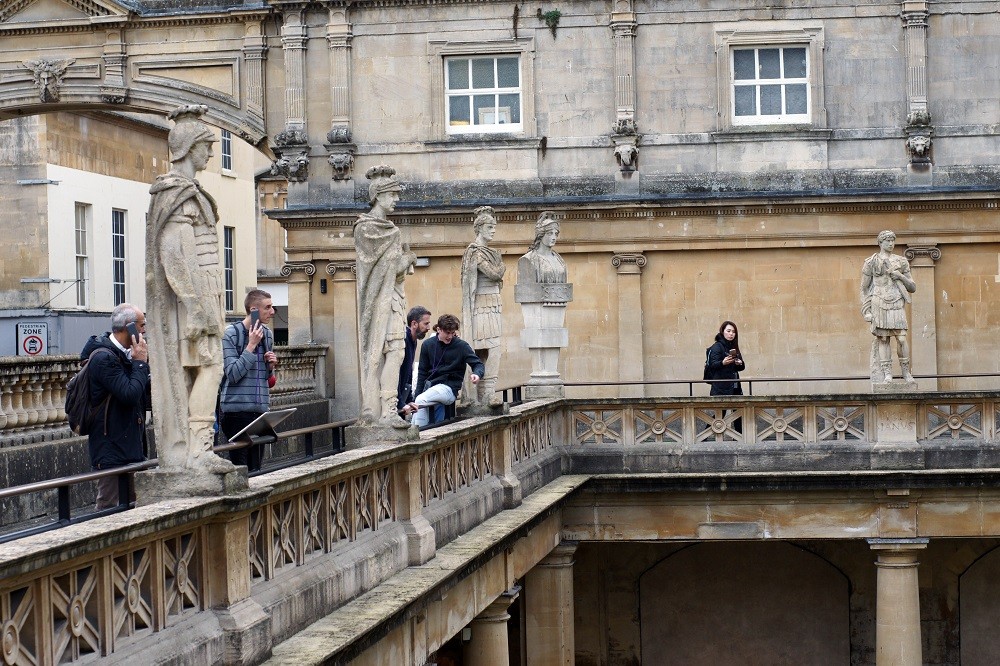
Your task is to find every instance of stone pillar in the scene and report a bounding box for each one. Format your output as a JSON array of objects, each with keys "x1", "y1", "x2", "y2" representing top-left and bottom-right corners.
[
  {"x1": 612, "y1": 253, "x2": 645, "y2": 397},
  {"x1": 610, "y1": 3, "x2": 640, "y2": 184},
  {"x1": 325, "y1": 8, "x2": 356, "y2": 188},
  {"x1": 869, "y1": 538, "x2": 928, "y2": 666},
  {"x1": 280, "y1": 9, "x2": 308, "y2": 132},
  {"x1": 902, "y1": 2, "x2": 932, "y2": 173},
  {"x1": 526, "y1": 542, "x2": 577, "y2": 666},
  {"x1": 904, "y1": 246, "x2": 940, "y2": 390},
  {"x1": 392, "y1": 455, "x2": 435, "y2": 565},
  {"x1": 100, "y1": 29, "x2": 127, "y2": 103},
  {"x1": 281, "y1": 261, "x2": 315, "y2": 345},
  {"x1": 463, "y1": 588, "x2": 520, "y2": 666},
  {"x1": 327, "y1": 261, "x2": 360, "y2": 420},
  {"x1": 242, "y1": 21, "x2": 267, "y2": 132}
]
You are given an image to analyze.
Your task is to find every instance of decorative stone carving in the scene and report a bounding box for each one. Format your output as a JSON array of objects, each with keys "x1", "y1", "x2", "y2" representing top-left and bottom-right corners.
[
  {"x1": 271, "y1": 127, "x2": 311, "y2": 182},
  {"x1": 23, "y1": 58, "x2": 74, "y2": 102},
  {"x1": 280, "y1": 261, "x2": 316, "y2": 279},
  {"x1": 904, "y1": 109, "x2": 933, "y2": 164},
  {"x1": 902, "y1": 246, "x2": 941, "y2": 263},
  {"x1": 613, "y1": 136, "x2": 639, "y2": 171},
  {"x1": 611, "y1": 252, "x2": 646, "y2": 274},
  {"x1": 327, "y1": 125, "x2": 351, "y2": 143},
  {"x1": 515, "y1": 212, "x2": 573, "y2": 399},
  {"x1": 350, "y1": 165, "x2": 418, "y2": 441},
  {"x1": 612, "y1": 117, "x2": 637, "y2": 136},
  {"x1": 861, "y1": 230, "x2": 917, "y2": 389},
  {"x1": 461, "y1": 206, "x2": 506, "y2": 412},
  {"x1": 328, "y1": 151, "x2": 354, "y2": 180},
  {"x1": 326, "y1": 261, "x2": 357, "y2": 277},
  {"x1": 141, "y1": 104, "x2": 245, "y2": 498}
]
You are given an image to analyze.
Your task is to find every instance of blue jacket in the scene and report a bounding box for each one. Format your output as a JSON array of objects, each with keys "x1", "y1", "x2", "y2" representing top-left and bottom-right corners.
[
  {"x1": 81, "y1": 334, "x2": 150, "y2": 467},
  {"x1": 220, "y1": 321, "x2": 273, "y2": 414}
]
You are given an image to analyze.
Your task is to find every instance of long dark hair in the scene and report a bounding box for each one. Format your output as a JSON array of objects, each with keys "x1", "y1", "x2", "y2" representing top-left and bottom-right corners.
[{"x1": 717, "y1": 320, "x2": 740, "y2": 355}]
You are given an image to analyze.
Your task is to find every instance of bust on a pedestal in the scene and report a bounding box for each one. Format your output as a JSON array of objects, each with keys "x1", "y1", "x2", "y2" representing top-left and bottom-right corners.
[
  {"x1": 515, "y1": 212, "x2": 572, "y2": 400},
  {"x1": 861, "y1": 230, "x2": 918, "y2": 393}
]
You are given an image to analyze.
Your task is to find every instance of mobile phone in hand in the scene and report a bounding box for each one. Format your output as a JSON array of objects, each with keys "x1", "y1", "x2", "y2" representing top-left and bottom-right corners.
[
  {"x1": 126, "y1": 322, "x2": 140, "y2": 344},
  {"x1": 250, "y1": 309, "x2": 260, "y2": 329}
]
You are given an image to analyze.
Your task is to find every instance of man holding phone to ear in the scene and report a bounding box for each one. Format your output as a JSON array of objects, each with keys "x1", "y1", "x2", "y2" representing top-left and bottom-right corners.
[
  {"x1": 219, "y1": 288, "x2": 277, "y2": 472},
  {"x1": 80, "y1": 303, "x2": 150, "y2": 509}
]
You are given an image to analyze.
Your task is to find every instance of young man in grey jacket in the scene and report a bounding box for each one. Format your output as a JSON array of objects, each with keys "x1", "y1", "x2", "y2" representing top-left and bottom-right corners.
[{"x1": 220, "y1": 289, "x2": 277, "y2": 472}]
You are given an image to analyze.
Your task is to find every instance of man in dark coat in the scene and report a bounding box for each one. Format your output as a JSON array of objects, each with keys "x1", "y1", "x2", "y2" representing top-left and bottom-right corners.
[
  {"x1": 82, "y1": 303, "x2": 150, "y2": 509},
  {"x1": 397, "y1": 305, "x2": 431, "y2": 412},
  {"x1": 408, "y1": 314, "x2": 485, "y2": 427}
]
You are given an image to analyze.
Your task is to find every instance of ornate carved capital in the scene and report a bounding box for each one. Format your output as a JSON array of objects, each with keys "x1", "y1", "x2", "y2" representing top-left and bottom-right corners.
[
  {"x1": 326, "y1": 261, "x2": 357, "y2": 277},
  {"x1": 903, "y1": 245, "x2": 941, "y2": 263},
  {"x1": 281, "y1": 261, "x2": 317, "y2": 280},
  {"x1": 611, "y1": 252, "x2": 646, "y2": 274}
]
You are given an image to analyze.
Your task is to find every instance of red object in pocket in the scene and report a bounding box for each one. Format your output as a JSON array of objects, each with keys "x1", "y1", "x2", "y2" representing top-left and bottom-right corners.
[{"x1": 268, "y1": 374, "x2": 277, "y2": 389}]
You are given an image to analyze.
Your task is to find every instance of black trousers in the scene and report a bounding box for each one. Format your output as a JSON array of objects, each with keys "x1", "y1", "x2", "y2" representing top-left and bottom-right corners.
[{"x1": 221, "y1": 411, "x2": 264, "y2": 472}]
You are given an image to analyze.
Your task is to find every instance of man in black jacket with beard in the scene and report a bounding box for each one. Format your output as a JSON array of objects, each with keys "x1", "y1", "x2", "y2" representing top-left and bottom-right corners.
[
  {"x1": 407, "y1": 314, "x2": 485, "y2": 427},
  {"x1": 80, "y1": 303, "x2": 150, "y2": 509}
]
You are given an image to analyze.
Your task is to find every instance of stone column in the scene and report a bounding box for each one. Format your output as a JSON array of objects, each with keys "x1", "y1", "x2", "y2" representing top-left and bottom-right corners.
[
  {"x1": 868, "y1": 538, "x2": 928, "y2": 666},
  {"x1": 327, "y1": 261, "x2": 360, "y2": 420},
  {"x1": 902, "y1": 2, "x2": 932, "y2": 172},
  {"x1": 463, "y1": 588, "x2": 520, "y2": 666},
  {"x1": 325, "y1": 8, "x2": 356, "y2": 188},
  {"x1": 281, "y1": 9, "x2": 308, "y2": 132},
  {"x1": 612, "y1": 253, "x2": 645, "y2": 397},
  {"x1": 610, "y1": 2, "x2": 640, "y2": 183},
  {"x1": 100, "y1": 29, "x2": 127, "y2": 103},
  {"x1": 281, "y1": 261, "x2": 315, "y2": 345},
  {"x1": 526, "y1": 542, "x2": 577, "y2": 666},
  {"x1": 242, "y1": 21, "x2": 267, "y2": 133},
  {"x1": 903, "y1": 246, "x2": 940, "y2": 390}
]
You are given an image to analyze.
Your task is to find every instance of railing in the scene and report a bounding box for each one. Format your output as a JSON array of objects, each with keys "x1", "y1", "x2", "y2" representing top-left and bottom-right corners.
[
  {"x1": 0, "y1": 418, "x2": 355, "y2": 545},
  {"x1": 0, "y1": 344, "x2": 328, "y2": 445},
  {"x1": 565, "y1": 372, "x2": 1000, "y2": 397}
]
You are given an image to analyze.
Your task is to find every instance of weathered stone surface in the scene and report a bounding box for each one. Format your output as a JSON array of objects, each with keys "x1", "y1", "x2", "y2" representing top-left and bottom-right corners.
[{"x1": 460, "y1": 206, "x2": 505, "y2": 408}]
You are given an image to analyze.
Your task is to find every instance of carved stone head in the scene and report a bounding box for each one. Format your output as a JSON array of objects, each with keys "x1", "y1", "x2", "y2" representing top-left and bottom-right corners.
[
  {"x1": 167, "y1": 105, "x2": 216, "y2": 164},
  {"x1": 366, "y1": 165, "x2": 402, "y2": 205}
]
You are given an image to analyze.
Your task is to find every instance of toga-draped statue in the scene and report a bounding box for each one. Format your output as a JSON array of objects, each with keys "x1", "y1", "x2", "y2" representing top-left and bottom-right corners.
[
  {"x1": 145, "y1": 105, "x2": 236, "y2": 475},
  {"x1": 354, "y1": 165, "x2": 417, "y2": 429}
]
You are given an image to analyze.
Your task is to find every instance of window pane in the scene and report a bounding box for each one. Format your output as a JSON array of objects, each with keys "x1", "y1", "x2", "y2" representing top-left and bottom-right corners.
[
  {"x1": 733, "y1": 50, "x2": 755, "y2": 80},
  {"x1": 496, "y1": 57, "x2": 519, "y2": 87},
  {"x1": 783, "y1": 48, "x2": 807, "y2": 79},
  {"x1": 448, "y1": 96, "x2": 471, "y2": 125},
  {"x1": 447, "y1": 59, "x2": 469, "y2": 90},
  {"x1": 472, "y1": 94, "x2": 495, "y2": 125},
  {"x1": 758, "y1": 48, "x2": 780, "y2": 79},
  {"x1": 760, "y1": 84, "x2": 782, "y2": 115},
  {"x1": 734, "y1": 86, "x2": 756, "y2": 116},
  {"x1": 498, "y1": 93, "x2": 521, "y2": 123},
  {"x1": 785, "y1": 83, "x2": 808, "y2": 114},
  {"x1": 471, "y1": 59, "x2": 495, "y2": 89}
]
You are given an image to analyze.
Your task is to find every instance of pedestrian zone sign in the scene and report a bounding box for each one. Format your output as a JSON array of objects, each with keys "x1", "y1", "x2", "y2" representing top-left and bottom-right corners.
[{"x1": 16, "y1": 322, "x2": 48, "y2": 356}]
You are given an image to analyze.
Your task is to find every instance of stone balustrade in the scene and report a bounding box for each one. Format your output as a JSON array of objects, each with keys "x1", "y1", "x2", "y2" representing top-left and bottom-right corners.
[
  {"x1": 1, "y1": 392, "x2": 998, "y2": 665},
  {"x1": 0, "y1": 344, "x2": 328, "y2": 446}
]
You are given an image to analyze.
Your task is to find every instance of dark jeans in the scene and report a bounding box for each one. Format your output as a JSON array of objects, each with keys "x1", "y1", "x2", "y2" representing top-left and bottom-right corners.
[{"x1": 222, "y1": 411, "x2": 264, "y2": 472}]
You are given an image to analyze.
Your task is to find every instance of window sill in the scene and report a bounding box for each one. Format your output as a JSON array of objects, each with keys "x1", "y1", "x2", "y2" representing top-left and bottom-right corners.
[
  {"x1": 713, "y1": 126, "x2": 832, "y2": 142},
  {"x1": 425, "y1": 135, "x2": 541, "y2": 150},
  {"x1": 221, "y1": 168, "x2": 236, "y2": 179}
]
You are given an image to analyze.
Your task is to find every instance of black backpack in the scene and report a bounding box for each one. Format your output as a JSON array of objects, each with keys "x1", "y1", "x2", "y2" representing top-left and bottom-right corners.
[
  {"x1": 702, "y1": 346, "x2": 714, "y2": 384},
  {"x1": 65, "y1": 347, "x2": 114, "y2": 435}
]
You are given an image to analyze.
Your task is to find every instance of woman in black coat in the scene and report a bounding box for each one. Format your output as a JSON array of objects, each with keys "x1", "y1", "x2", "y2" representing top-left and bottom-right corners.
[{"x1": 707, "y1": 320, "x2": 746, "y2": 396}]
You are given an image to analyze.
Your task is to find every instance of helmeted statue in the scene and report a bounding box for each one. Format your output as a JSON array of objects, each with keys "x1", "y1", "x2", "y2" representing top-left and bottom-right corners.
[
  {"x1": 145, "y1": 105, "x2": 236, "y2": 474},
  {"x1": 461, "y1": 206, "x2": 506, "y2": 408}
]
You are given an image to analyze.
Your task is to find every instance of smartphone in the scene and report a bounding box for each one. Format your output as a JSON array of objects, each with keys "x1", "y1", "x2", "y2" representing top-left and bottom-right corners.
[
  {"x1": 126, "y1": 322, "x2": 140, "y2": 344},
  {"x1": 249, "y1": 309, "x2": 260, "y2": 329}
]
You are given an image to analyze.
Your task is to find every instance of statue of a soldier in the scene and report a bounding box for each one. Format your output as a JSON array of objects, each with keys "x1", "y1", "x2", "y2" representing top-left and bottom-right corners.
[{"x1": 861, "y1": 230, "x2": 917, "y2": 384}]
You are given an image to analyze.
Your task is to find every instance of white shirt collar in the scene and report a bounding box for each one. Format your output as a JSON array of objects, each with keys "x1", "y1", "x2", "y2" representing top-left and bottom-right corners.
[{"x1": 110, "y1": 334, "x2": 132, "y2": 360}]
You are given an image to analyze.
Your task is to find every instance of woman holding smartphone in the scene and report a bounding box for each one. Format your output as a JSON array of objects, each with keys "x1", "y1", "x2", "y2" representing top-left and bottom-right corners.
[{"x1": 707, "y1": 320, "x2": 745, "y2": 396}]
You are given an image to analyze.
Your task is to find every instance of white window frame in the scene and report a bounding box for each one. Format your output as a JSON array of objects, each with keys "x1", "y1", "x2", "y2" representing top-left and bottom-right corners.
[
  {"x1": 221, "y1": 129, "x2": 233, "y2": 173},
  {"x1": 74, "y1": 202, "x2": 91, "y2": 307},
  {"x1": 223, "y1": 225, "x2": 235, "y2": 313},
  {"x1": 715, "y1": 22, "x2": 825, "y2": 130},
  {"x1": 111, "y1": 208, "x2": 127, "y2": 306},
  {"x1": 428, "y1": 37, "x2": 536, "y2": 138},
  {"x1": 444, "y1": 55, "x2": 523, "y2": 135}
]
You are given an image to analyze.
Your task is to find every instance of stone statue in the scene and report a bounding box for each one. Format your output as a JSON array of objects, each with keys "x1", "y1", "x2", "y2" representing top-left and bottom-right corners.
[
  {"x1": 461, "y1": 206, "x2": 506, "y2": 410},
  {"x1": 515, "y1": 212, "x2": 573, "y2": 399},
  {"x1": 144, "y1": 105, "x2": 239, "y2": 483},
  {"x1": 353, "y1": 165, "x2": 417, "y2": 430},
  {"x1": 861, "y1": 230, "x2": 917, "y2": 386}
]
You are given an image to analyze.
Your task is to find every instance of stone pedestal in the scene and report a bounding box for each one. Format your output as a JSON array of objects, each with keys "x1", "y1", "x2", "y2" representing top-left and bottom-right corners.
[
  {"x1": 135, "y1": 468, "x2": 248, "y2": 505},
  {"x1": 526, "y1": 542, "x2": 577, "y2": 666},
  {"x1": 869, "y1": 538, "x2": 928, "y2": 666},
  {"x1": 344, "y1": 422, "x2": 418, "y2": 450},
  {"x1": 516, "y1": 283, "x2": 572, "y2": 399},
  {"x1": 463, "y1": 588, "x2": 520, "y2": 666},
  {"x1": 873, "y1": 379, "x2": 918, "y2": 394}
]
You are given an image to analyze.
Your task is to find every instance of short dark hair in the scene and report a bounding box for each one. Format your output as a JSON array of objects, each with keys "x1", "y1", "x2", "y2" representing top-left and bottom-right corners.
[
  {"x1": 245, "y1": 288, "x2": 271, "y2": 314},
  {"x1": 407, "y1": 305, "x2": 431, "y2": 326},
  {"x1": 435, "y1": 314, "x2": 460, "y2": 332}
]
